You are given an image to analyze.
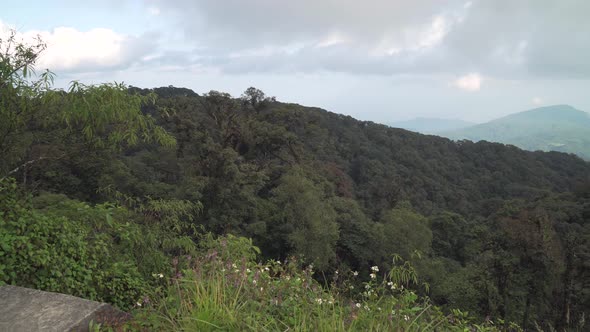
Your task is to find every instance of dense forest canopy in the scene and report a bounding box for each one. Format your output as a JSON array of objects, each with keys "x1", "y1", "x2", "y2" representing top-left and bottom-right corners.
[{"x1": 2, "y1": 35, "x2": 589, "y2": 331}]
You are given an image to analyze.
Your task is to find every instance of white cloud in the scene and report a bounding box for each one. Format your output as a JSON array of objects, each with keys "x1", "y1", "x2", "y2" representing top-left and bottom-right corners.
[
  {"x1": 532, "y1": 97, "x2": 543, "y2": 105},
  {"x1": 1, "y1": 21, "x2": 154, "y2": 74},
  {"x1": 147, "y1": 6, "x2": 161, "y2": 16},
  {"x1": 453, "y1": 73, "x2": 482, "y2": 91}
]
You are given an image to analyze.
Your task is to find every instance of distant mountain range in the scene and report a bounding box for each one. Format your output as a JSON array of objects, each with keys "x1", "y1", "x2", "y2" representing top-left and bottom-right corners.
[
  {"x1": 388, "y1": 118, "x2": 475, "y2": 134},
  {"x1": 389, "y1": 105, "x2": 590, "y2": 160}
]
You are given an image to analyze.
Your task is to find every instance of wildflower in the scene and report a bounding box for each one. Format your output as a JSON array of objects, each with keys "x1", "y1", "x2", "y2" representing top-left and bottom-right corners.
[
  {"x1": 378, "y1": 307, "x2": 382, "y2": 311},
  {"x1": 352, "y1": 271, "x2": 359, "y2": 276},
  {"x1": 234, "y1": 269, "x2": 240, "y2": 273},
  {"x1": 221, "y1": 268, "x2": 226, "y2": 272},
  {"x1": 335, "y1": 270, "x2": 339, "y2": 274},
  {"x1": 364, "y1": 305, "x2": 370, "y2": 311},
  {"x1": 260, "y1": 287, "x2": 264, "y2": 291},
  {"x1": 365, "y1": 284, "x2": 371, "y2": 290},
  {"x1": 136, "y1": 302, "x2": 142, "y2": 307},
  {"x1": 355, "y1": 303, "x2": 361, "y2": 308},
  {"x1": 371, "y1": 266, "x2": 379, "y2": 272},
  {"x1": 315, "y1": 298, "x2": 323, "y2": 305},
  {"x1": 370, "y1": 273, "x2": 376, "y2": 279},
  {"x1": 252, "y1": 279, "x2": 257, "y2": 285},
  {"x1": 328, "y1": 299, "x2": 334, "y2": 305},
  {"x1": 158, "y1": 273, "x2": 164, "y2": 278},
  {"x1": 264, "y1": 267, "x2": 270, "y2": 271},
  {"x1": 232, "y1": 263, "x2": 237, "y2": 268},
  {"x1": 246, "y1": 268, "x2": 251, "y2": 273},
  {"x1": 404, "y1": 315, "x2": 409, "y2": 321},
  {"x1": 387, "y1": 281, "x2": 393, "y2": 286}
]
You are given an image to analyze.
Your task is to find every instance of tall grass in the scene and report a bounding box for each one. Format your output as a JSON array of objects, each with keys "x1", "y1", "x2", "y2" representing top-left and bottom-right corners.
[{"x1": 120, "y1": 235, "x2": 518, "y2": 331}]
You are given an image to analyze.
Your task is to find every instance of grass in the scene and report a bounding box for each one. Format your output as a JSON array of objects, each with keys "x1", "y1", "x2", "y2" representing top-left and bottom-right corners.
[{"x1": 95, "y1": 235, "x2": 519, "y2": 331}]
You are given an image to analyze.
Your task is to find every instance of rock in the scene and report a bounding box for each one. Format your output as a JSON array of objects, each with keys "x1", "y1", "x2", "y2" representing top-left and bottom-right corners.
[{"x1": 0, "y1": 285, "x2": 131, "y2": 332}]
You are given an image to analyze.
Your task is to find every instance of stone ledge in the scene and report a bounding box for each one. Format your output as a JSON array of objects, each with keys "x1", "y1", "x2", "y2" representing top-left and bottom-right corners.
[{"x1": 0, "y1": 285, "x2": 130, "y2": 332}]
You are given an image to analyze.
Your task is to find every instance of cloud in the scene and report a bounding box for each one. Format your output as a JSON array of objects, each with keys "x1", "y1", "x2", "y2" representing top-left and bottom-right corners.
[
  {"x1": 147, "y1": 6, "x2": 161, "y2": 16},
  {"x1": 143, "y1": 0, "x2": 590, "y2": 79},
  {"x1": 453, "y1": 73, "x2": 481, "y2": 91},
  {"x1": 1, "y1": 21, "x2": 155, "y2": 74},
  {"x1": 145, "y1": 0, "x2": 468, "y2": 74}
]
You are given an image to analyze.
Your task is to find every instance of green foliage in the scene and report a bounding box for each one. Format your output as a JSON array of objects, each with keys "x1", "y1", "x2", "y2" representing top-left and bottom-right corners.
[
  {"x1": 0, "y1": 31, "x2": 175, "y2": 179},
  {"x1": 375, "y1": 202, "x2": 432, "y2": 262},
  {"x1": 0, "y1": 177, "x2": 172, "y2": 310},
  {"x1": 129, "y1": 234, "x2": 509, "y2": 332},
  {"x1": 269, "y1": 169, "x2": 339, "y2": 270}
]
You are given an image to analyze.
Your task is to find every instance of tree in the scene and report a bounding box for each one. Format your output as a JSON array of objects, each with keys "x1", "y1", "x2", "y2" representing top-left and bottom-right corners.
[
  {"x1": 0, "y1": 30, "x2": 175, "y2": 180},
  {"x1": 268, "y1": 169, "x2": 339, "y2": 270}
]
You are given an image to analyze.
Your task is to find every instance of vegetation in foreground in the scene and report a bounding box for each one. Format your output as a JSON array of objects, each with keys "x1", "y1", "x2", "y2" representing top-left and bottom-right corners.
[{"x1": 121, "y1": 235, "x2": 520, "y2": 332}]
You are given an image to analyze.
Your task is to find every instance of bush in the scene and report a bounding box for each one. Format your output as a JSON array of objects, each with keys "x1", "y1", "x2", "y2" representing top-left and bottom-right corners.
[
  {"x1": 130, "y1": 234, "x2": 517, "y2": 331},
  {"x1": 0, "y1": 178, "x2": 167, "y2": 309}
]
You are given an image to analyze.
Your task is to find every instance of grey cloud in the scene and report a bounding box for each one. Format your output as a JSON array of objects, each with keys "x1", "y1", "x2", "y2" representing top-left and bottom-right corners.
[
  {"x1": 444, "y1": 0, "x2": 590, "y2": 79},
  {"x1": 145, "y1": 0, "x2": 590, "y2": 79}
]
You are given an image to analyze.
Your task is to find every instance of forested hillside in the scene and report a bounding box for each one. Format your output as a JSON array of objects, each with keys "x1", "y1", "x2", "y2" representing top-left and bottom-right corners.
[
  {"x1": 2, "y1": 37, "x2": 589, "y2": 331},
  {"x1": 5, "y1": 81, "x2": 589, "y2": 329}
]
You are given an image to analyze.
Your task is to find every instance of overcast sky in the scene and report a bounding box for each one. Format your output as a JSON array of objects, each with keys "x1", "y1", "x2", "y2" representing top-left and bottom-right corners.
[{"x1": 2, "y1": 0, "x2": 589, "y2": 123}]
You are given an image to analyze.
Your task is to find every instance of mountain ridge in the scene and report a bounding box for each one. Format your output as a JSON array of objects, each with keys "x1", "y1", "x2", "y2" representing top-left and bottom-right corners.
[
  {"x1": 433, "y1": 105, "x2": 590, "y2": 159},
  {"x1": 388, "y1": 117, "x2": 476, "y2": 134}
]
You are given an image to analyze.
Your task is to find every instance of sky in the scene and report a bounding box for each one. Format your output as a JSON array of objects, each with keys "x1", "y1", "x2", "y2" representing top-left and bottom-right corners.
[{"x1": 1, "y1": 0, "x2": 589, "y2": 123}]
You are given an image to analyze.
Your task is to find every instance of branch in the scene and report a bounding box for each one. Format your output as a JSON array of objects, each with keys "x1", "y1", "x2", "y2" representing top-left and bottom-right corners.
[{"x1": 1, "y1": 154, "x2": 65, "y2": 181}]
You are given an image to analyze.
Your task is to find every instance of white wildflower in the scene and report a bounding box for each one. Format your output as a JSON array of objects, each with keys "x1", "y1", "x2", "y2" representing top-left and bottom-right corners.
[
  {"x1": 371, "y1": 266, "x2": 379, "y2": 272},
  {"x1": 355, "y1": 303, "x2": 361, "y2": 308}
]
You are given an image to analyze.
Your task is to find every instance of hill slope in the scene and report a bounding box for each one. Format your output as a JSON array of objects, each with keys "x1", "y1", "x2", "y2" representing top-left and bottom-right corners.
[
  {"x1": 388, "y1": 117, "x2": 475, "y2": 134},
  {"x1": 440, "y1": 105, "x2": 590, "y2": 159}
]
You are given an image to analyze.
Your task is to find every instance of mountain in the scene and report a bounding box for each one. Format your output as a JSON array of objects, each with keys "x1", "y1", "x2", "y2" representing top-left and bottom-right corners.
[
  {"x1": 388, "y1": 117, "x2": 475, "y2": 134},
  {"x1": 440, "y1": 105, "x2": 590, "y2": 159}
]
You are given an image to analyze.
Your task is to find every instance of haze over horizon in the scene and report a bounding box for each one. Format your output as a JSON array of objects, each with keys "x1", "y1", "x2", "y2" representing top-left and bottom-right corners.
[{"x1": 2, "y1": 0, "x2": 589, "y2": 123}]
